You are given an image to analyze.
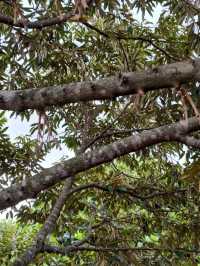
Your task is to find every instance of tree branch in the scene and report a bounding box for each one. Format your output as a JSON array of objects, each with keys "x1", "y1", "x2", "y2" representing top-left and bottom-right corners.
[
  {"x1": 13, "y1": 177, "x2": 74, "y2": 266},
  {"x1": 0, "y1": 12, "x2": 75, "y2": 29},
  {"x1": 78, "y1": 100, "x2": 132, "y2": 153},
  {"x1": 174, "y1": 134, "x2": 200, "y2": 148},
  {"x1": 62, "y1": 182, "x2": 187, "y2": 200},
  {"x1": 0, "y1": 116, "x2": 200, "y2": 211},
  {"x1": 13, "y1": 117, "x2": 96, "y2": 265},
  {"x1": 0, "y1": 59, "x2": 199, "y2": 111},
  {"x1": 42, "y1": 243, "x2": 200, "y2": 255},
  {"x1": 82, "y1": 21, "x2": 183, "y2": 60},
  {"x1": 0, "y1": 0, "x2": 94, "y2": 29}
]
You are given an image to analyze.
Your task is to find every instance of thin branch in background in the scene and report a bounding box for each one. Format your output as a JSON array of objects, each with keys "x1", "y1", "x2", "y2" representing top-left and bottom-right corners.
[
  {"x1": 42, "y1": 244, "x2": 200, "y2": 255},
  {"x1": 78, "y1": 100, "x2": 132, "y2": 153},
  {"x1": 111, "y1": 162, "x2": 137, "y2": 180},
  {"x1": 139, "y1": 37, "x2": 178, "y2": 61},
  {"x1": 81, "y1": 20, "x2": 109, "y2": 38},
  {"x1": 53, "y1": 182, "x2": 187, "y2": 201},
  {"x1": 81, "y1": 21, "x2": 178, "y2": 60},
  {"x1": 82, "y1": 20, "x2": 188, "y2": 45}
]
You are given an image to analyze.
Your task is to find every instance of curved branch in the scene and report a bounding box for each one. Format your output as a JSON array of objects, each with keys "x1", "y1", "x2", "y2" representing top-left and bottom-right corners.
[
  {"x1": 81, "y1": 21, "x2": 181, "y2": 60},
  {"x1": 0, "y1": 59, "x2": 200, "y2": 111},
  {"x1": 0, "y1": 116, "x2": 200, "y2": 211},
  {"x1": 63, "y1": 182, "x2": 187, "y2": 200}
]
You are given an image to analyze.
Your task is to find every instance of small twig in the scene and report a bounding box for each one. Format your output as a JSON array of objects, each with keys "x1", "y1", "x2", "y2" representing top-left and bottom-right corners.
[
  {"x1": 118, "y1": 39, "x2": 131, "y2": 71},
  {"x1": 78, "y1": 100, "x2": 132, "y2": 153}
]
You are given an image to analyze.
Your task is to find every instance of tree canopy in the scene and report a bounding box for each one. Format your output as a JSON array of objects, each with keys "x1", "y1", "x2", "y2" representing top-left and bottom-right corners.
[{"x1": 1, "y1": 0, "x2": 200, "y2": 265}]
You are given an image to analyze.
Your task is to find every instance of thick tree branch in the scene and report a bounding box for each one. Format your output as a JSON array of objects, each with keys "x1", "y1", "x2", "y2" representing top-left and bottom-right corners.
[
  {"x1": 174, "y1": 135, "x2": 200, "y2": 148},
  {"x1": 0, "y1": 117, "x2": 200, "y2": 211},
  {"x1": 0, "y1": 59, "x2": 200, "y2": 111},
  {"x1": 81, "y1": 20, "x2": 110, "y2": 38}
]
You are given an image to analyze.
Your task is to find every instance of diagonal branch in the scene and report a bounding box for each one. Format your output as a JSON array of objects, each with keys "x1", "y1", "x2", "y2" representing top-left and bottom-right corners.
[
  {"x1": 0, "y1": 116, "x2": 200, "y2": 211},
  {"x1": 0, "y1": 59, "x2": 199, "y2": 111},
  {"x1": 13, "y1": 118, "x2": 96, "y2": 265},
  {"x1": 13, "y1": 177, "x2": 74, "y2": 266}
]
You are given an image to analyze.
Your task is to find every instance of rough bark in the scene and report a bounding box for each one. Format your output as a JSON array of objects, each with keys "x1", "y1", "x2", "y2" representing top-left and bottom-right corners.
[
  {"x1": 174, "y1": 135, "x2": 200, "y2": 148},
  {"x1": 0, "y1": 116, "x2": 200, "y2": 211},
  {"x1": 0, "y1": 59, "x2": 200, "y2": 111}
]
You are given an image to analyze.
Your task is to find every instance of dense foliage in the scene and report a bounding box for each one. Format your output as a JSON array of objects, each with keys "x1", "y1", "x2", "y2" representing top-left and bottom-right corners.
[{"x1": 0, "y1": 0, "x2": 200, "y2": 265}]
